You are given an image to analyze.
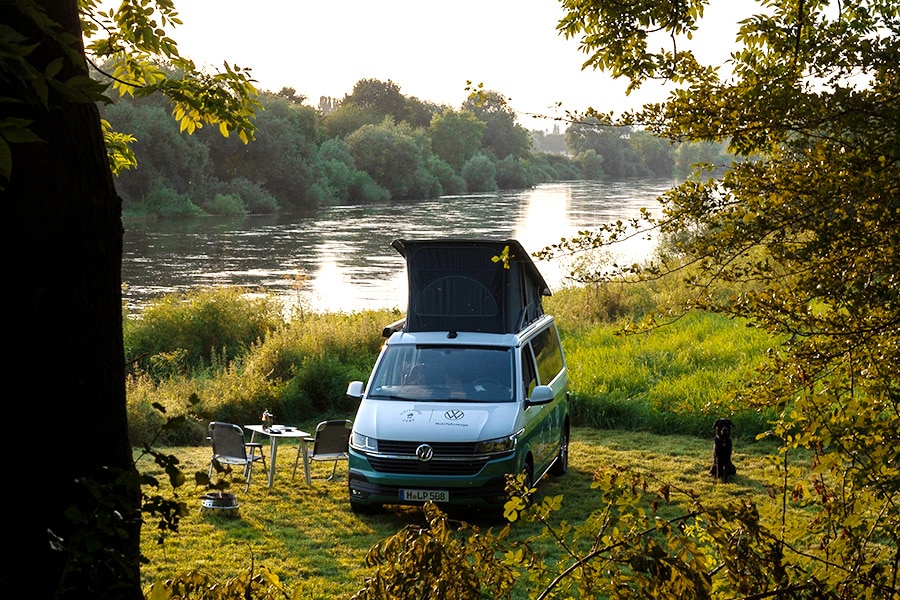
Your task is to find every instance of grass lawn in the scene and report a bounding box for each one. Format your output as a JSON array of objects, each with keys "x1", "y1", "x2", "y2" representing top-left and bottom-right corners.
[{"x1": 138, "y1": 427, "x2": 808, "y2": 599}]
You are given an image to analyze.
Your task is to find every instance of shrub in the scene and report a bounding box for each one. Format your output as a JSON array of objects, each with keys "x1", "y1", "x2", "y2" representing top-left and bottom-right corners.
[
  {"x1": 123, "y1": 280, "x2": 774, "y2": 446},
  {"x1": 126, "y1": 374, "x2": 208, "y2": 446},
  {"x1": 525, "y1": 152, "x2": 583, "y2": 182},
  {"x1": 241, "y1": 309, "x2": 397, "y2": 421},
  {"x1": 203, "y1": 193, "x2": 247, "y2": 216},
  {"x1": 129, "y1": 181, "x2": 205, "y2": 218},
  {"x1": 349, "y1": 171, "x2": 391, "y2": 203},
  {"x1": 461, "y1": 153, "x2": 497, "y2": 192},
  {"x1": 406, "y1": 165, "x2": 443, "y2": 199},
  {"x1": 318, "y1": 137, "x2": 390, "y2": 203},
  {"x1": 574, "y1": 149, "x2": 605, "y2": 179},
  {"x1": 192, "y1": 359, "x2": 283, "y2": 427},
  {"x1": 124, "y1": 287, "x2": 284, "y2": 378},
  {"x1": 495, "y1": 155, "x2": 531, "y2": 190},
  {"x1": 279, "y1": 355, "x2": 362, "y2": 421},
  {"x1": 424, "y1": 155, "x2": 466, "y2": 196},
  {"x1": 204, "y1": 177, "x2": 279, "y2": 214},
  {"x1": 546, "y1": 282, "x2": 656, "y2": 327}
]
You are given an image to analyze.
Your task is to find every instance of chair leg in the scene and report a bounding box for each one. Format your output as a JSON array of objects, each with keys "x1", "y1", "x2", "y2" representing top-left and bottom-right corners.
[
  {"x1": 243, "y1": 447, "x2": 266, "y2": 490},
  {"x1": 326, "y1": 459, "x2": 338, "y2": 481}
]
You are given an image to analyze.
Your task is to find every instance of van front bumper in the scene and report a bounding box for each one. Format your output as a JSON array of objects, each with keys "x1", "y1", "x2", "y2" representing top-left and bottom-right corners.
[{"x1": 348, "y1": 449, "x2": 516, "y2": 507}]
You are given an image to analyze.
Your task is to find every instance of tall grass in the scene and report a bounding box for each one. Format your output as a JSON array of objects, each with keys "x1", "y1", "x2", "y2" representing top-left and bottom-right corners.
[
  {"x1": 125, "y1": 286, "x2": 285, "y2": 374},
  {"x1": 558, "y1": 305, "x2": 775, "y2": 438},
  {"x1": 544, "y1": 281, "x2": 777, "y2": 439},
  {"x1": 125, "y1": 282, "x2": 778, "y2": 446},
  {"x1": 125, "y1": 288, "x2": 401, "y2": 445}
]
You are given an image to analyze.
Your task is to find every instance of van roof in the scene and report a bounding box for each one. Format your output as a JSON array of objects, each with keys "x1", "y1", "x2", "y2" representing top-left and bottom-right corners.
[
  {"x1": 392, "y1": 238, "x2": 552, "y2": 335},
  {"x1": 387, "y1": 329, "x2": 522, "y2": 347},
  {"x1": 386, "y1": 313, "x2": 556, "y2": 344}
]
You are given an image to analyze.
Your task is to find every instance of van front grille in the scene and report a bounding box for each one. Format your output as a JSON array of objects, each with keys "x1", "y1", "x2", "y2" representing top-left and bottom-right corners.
[
  {"x1": 377, "y1": 440, "x2": 479, "y2": 456},
  {"x1": 367, "y1": 456, "x2": 487, "y2": 476}
]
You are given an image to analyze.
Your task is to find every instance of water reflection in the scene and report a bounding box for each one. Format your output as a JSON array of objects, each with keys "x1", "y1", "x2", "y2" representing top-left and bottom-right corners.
[{"x1": 122, "y1": 179, "x2": 672, "y2": 314}]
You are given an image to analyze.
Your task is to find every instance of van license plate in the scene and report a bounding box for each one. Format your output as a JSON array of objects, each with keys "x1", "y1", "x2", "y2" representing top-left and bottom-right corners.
[{"x1": 400, "y1": 489, "x2": 449, "y2": 502}]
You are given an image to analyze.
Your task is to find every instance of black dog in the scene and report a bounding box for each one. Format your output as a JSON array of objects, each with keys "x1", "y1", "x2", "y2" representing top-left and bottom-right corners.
[{"x1": 709, "y1": 418, "x2": 737, "y2": 481}]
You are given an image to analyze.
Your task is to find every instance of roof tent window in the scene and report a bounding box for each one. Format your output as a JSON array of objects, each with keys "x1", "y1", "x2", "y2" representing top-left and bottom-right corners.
[{"x1": 416, "y1": 275, "x2": 499, "y2": 317}]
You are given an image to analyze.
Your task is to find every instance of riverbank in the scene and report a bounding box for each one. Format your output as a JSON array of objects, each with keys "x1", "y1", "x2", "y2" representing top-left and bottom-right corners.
[{"x1": 124, "y1": 285, "x2": 777, "y2": 448}]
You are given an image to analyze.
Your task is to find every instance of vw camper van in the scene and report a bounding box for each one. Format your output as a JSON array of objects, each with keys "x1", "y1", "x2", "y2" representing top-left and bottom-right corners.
[{"x1": 345, "y1": 239, "x2": 569, "y2": 513}]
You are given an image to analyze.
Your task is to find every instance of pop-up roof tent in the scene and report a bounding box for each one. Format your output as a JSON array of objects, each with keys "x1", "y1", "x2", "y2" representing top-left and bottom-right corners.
[{"x1": 392, "y1": 238, "x2": 552, "y2": 334}]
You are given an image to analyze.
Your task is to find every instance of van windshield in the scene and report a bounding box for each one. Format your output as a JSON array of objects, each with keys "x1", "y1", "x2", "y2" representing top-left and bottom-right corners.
[{"x1": 368, "y1": 345, "x2": 515, "y2": 402}]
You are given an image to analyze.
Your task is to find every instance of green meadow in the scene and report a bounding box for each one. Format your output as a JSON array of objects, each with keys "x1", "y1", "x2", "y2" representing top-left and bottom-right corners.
[
  {"x1": 129, "y1": 283, "x2": 786, "y2": 596},
  {"x1": 138, "y1": 429, "x2": 805, "y2": 598}
]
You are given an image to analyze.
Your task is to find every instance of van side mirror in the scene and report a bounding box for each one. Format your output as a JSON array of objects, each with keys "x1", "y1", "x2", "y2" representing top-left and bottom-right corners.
[
  {"x1": 346, "y1": 380, "x2": 364, "y2": 399},
  {"x1": 526, "y1": 385, "x2": 554, "y2": 407}
]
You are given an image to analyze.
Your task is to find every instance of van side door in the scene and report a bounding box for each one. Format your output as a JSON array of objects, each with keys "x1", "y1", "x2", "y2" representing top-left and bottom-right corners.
[
  {"x1": 519, "y1": 343, "x2": 552, "y2": 470},
  {"x1": 530, "y1": 324, "x2": 567, "y2": 473}
]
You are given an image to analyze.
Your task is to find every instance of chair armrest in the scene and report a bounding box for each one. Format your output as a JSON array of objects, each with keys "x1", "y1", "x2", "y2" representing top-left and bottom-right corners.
[{"x1": 245, "y1": 442, "x2": 263, "y2": 449}]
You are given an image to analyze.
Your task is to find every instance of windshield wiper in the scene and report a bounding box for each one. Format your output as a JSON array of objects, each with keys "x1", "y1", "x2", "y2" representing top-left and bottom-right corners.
[{"x1": 372, "y1": 394, "x2": 415, "y2": 401}]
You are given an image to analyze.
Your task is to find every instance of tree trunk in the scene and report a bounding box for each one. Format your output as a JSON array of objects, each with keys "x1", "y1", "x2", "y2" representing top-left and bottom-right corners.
[{"x1": 1, "y1": 1, "x2": 141, "y2": 598}]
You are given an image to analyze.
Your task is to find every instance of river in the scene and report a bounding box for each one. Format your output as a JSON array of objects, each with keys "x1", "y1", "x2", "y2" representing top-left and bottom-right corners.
[{"x1": 122, "y1": 179, "x2": 674, "y2": 314}]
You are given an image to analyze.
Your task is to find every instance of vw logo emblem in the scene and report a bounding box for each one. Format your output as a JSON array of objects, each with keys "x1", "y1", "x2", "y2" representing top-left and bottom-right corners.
[
  {"x1": 415, "y1": 444, "x2": 434, "y2": 461},
  {"x1": 444, "y1": 409, "x2": 464, "y2": 420}
]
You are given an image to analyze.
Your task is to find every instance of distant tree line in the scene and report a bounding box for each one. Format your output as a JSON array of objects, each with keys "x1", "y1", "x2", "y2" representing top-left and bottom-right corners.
[{"x1": 100, "y1": 77, "x2": 730, "y2": 218}]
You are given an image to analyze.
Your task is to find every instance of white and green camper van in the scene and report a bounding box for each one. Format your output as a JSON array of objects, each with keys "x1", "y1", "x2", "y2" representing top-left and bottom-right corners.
[{"x1": 345, "y1": 239, "x2": 569, "y2": 513}]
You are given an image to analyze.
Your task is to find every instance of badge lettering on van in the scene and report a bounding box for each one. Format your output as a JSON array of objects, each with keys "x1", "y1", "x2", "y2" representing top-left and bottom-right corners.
[
  {"x1": 435, "y1": 409, "x2": 469, "y2": 427},
  {"x1": 399, "y1": 409, "x2": 424, "y2": 423}
]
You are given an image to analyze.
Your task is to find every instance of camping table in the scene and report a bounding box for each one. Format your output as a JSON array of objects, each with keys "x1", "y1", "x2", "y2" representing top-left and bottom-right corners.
[{"x1": 245, "y1": 424, "x2": 311, "y2": 487}]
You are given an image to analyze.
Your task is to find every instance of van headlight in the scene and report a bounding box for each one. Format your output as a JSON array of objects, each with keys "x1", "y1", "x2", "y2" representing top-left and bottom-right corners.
[
  {"x1": 350, "y1": 431, "x2": 378, "y2": 453},
  {"x1": 475, "y1": 435, "x2": 517, "y2": 456}
]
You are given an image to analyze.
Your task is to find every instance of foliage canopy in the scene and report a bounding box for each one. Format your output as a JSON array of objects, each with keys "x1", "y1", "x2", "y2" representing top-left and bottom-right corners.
[
  {"x1": 536, "y1": 0, "x2": 900, "y2": 596},
  {"x1": 80, "y1": 0, "x2": 261, "y2": 170}
]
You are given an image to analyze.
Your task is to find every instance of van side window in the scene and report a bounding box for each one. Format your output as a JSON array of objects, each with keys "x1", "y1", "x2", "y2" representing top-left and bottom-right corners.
[
  {"x1": 521, "y1": 346, "x2": 537, "y2": 399},
  {"x1": 532, "y1": 325, "x2": 564, "y2": 385}
]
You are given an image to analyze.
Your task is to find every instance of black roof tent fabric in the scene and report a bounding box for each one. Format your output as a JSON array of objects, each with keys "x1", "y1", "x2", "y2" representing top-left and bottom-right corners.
[{"x1": 392, "y1": 239, "x2": 552, "y2": 334}]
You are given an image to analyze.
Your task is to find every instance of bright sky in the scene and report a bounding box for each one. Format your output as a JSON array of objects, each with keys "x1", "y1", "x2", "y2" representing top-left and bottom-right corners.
[{"x1": 171, "y1": 0, "x2": 755, "y2": 130}]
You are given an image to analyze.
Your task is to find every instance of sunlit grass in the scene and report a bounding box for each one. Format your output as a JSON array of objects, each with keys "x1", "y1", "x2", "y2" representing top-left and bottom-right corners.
[
  {"x1": 559, "y1": 307, "x2": 776, "y2": 437},
  {"x1": 139, "y1": 429, "x2": 811, "y2": 599}
]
